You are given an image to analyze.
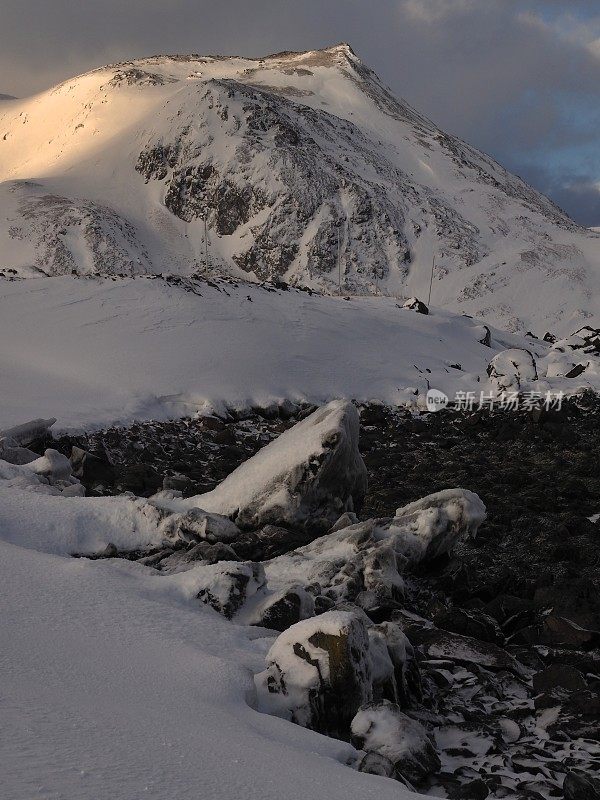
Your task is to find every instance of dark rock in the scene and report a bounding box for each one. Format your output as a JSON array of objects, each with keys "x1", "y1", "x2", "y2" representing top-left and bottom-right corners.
[
  {"x1": 402, "y1": 297, "x2": 429, "y2": 315},
  {"x1": 563, "y1": 770, "x2": 600, "y2": 800},
  {"x1": 70, "y1": 446, "x2": 115, "y2": 486},
  {"x1": 533, "y1": 664, "x2": 586, "y2": 695},
  {"x1": 351, "y1": 699, "x2": 440, "y2": 786},
  {"x1": 434, "y1": 607, "x2": 504, "y2": 645}
]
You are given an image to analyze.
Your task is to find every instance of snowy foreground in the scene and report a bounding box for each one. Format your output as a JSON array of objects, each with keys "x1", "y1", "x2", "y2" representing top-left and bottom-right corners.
[
  {"x1": 0, "y1": 401, "x2": 483, "y2": 800},
  {"x1": 1, "y1": 275, "x2": 599, "y2": 431}
]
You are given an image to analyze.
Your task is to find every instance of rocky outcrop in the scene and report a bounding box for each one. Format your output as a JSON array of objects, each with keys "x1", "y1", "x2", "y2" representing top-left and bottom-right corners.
[{"x1": 184, "y1": 399, "x2": 367, "y2": 533}]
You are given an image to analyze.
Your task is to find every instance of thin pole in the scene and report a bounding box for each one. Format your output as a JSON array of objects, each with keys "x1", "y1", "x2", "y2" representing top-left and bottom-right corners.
[
  {"x1": 204, "y1": 214, "x2": 209, "y2": 272},
  {"x1": 337, "y1": 226, "x2": 341, "y2": 295},
  {"x1": 427, "y1": 252, "x2": 435, "y2": 306}
]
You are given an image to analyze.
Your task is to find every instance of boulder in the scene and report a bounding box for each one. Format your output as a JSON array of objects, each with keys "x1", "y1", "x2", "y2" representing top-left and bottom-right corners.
[
  {"x1": 391, "y1": 489, "x2": 486, "y2": 563},
  {"x1": 402, "y1": 297, "x2": 429, "y2": 315},
  {"x1": 486, "y1": 348, "x2": 538, "y2": 393},
  {"x1": 238, "y1": 585, "x2": 315, "y2": 631},
  {"x1": 254, "y1": 610, "x2": 372, "y2": 736},
  {"x1": 351, "y1": 699, "x2": 440, "y2": 785},
  {"x1": 25, "y1": 449, "x2": 73, "y2": 484},
  {"x1": 196, "y1": 561, "x2": 265, "y2": 619},
  {"x1": 71, "y1": 446, "x2": 115, "y2": 487},
  {"x1": 563, "y1": 770, "x2": 600, "y2": 800},
  {"x1": 0, "y1": 417, "x2": 56, "y2": 446},
  {"x1": 183, "y1": 400, "x2": 368, "y2": 532}
]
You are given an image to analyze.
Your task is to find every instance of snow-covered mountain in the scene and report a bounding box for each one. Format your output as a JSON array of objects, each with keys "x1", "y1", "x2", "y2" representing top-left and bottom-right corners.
[{"x1": 1, "y1": 44, "x2": 599, "y2": 334}]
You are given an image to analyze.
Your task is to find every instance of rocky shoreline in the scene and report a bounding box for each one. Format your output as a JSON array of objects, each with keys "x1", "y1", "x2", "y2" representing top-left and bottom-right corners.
[{"x1": 5, "y1": 398, "x2": 600, "y2": 800}]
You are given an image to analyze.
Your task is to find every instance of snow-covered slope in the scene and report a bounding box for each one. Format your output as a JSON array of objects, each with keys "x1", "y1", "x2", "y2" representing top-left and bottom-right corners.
[
  {"x1": 1, "y1": 275, "x2": 597, "y2": 432},
  {"x1": 1, "y1": 44, "x2": 599, "y2": 335}
]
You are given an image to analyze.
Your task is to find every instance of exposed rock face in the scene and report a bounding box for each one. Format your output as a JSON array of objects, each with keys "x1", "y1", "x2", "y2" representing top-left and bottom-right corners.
[
  {"x1": 254, "y1": 610, "x2": 372, "y2": 736},
  {"x1": 351, "y1": 700, "x2": 440, "y2": 786},
  {"x1": 185, "y1": 399, "x2": 367, "y2": 532}
]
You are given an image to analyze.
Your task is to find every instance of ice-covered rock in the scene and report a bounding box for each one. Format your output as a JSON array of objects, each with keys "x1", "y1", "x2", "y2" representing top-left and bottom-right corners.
[
  {"x1": 486, "y1": 348, "x2": 538, "y2": 393},
  {"x1": 368, "y1": 621, "x2": 421, "y2": 707},
  {"x1": 25, "y1": 449, "x2": 73, "y2": 484},
  {"x1": 0, "y1": 417, "x2": 56, "y2": 446},
  {"x1": 254, "y1": 610, "x2": 372, "y2": 735},
  {"x1": 265, "y1": 490, "x2": 485, "y2": 610},
  {"x1": 390, "y1": 489, "x2": 487, "y2": 563},
  {"x1": 351, "y1": 699, "x2": 440, "y2": 785},
  {"x1": 163, "y1": 507, "x2": 241, "y2": 544},
  {"x1": 196, "y1": 561, "x2": 265, "y2": 619},
  {"x1": 186, "y1": 400, "x2": 367, "y2": 532}
]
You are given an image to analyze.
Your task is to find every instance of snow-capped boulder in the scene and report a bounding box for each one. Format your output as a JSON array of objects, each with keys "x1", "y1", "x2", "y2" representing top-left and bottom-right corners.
[
  {"x1": 402, "y1": 297, "x2": 429, "y2": 315},
  {"x1": 391, "y1": 489, "x2": 486, "y2": 563},
  {"x1": 351, "y1": 699, "x2": 440, "y2": 785},
  {"x1": 196, "y1": 561, "x2": 265, "y2": 619},
  {"x1": 25, "y1": 449, "x2": 73, "y2": 484},
  {"x1": 254, "y1": 610, "x2": 372, "y2": 736},
  {"x1": 486, "y1": 348, "x2": 538, "y2": 393},
  {"x1": 187, "y1": 400, "x2": 367, "y2": 533}
]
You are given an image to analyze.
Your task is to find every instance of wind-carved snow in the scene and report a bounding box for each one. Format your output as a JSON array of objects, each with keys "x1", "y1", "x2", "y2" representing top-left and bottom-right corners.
[{"x1": 1, "y1": 43, "x2": 599, "y2": 333}]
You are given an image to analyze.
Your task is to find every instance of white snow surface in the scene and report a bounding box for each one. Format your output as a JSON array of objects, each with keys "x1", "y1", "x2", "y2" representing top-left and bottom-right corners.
[
  {"x1": 0, "y1": 44, "x2": 599, "y2": 334},
  {"x1": 0, "y1": 452, "x2": 417, "y2": 799},
  {"x1": 1, "y1": 275, "x2": 597, "y2": 432}
]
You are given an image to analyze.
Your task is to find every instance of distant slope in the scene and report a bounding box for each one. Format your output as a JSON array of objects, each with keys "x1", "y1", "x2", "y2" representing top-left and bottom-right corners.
[
  {"x1": 0, "y1": 44, "x2": 599, "y2": 334},
  {"x1": 1, "y1": 274, "x2": 597, "y2": 432}
]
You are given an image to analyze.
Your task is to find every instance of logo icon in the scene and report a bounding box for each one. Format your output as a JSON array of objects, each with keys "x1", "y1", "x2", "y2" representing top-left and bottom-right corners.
[{"x1": 426, "y1": 388, "x2": 449, "y2": 412}]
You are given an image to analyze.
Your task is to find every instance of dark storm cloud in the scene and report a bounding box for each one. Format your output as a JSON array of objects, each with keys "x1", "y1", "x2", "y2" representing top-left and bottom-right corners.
[{"x1": 2, "y1": 0, "x2": 600, "y2": 224}]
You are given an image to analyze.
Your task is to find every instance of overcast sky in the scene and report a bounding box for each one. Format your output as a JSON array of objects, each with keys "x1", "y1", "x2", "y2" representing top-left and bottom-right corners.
[{"x1": 3, "y1": 0, "x2": 600, "y2": 225}]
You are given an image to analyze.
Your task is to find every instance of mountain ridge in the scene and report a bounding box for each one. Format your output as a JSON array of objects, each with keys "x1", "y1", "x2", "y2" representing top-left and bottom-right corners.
[{"x1": 1, "y1": 44, "x2": 599, "y2": 335}]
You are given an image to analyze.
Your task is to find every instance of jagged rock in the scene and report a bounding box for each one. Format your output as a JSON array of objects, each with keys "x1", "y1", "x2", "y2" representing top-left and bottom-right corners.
[
  {"x1": 402, "y1": 297, "x2": 429, "y2": 315},
  {"x1": 184, "y1": 400, "x2": 368, "y2": 532},
  {"x1": 563, "y1": 770, "x2": 600, "y2": 800},
  {"x1": 330, "y1": 511, "x2": 359, "y2": 532},
  {"x1": 486, "y1": 348, "x2": 538, "y2": 393},
  {"x1": 434, "y1": 607, "x2": 504, "y2": 645},
  {"x1": 254, "y1": 610, "x2": 372, "y2": 736},
  {"x1": 196, "y1": 561, "x2": 265, "y2": 619},
  {"x1": 0, "y1": 417, "x2": 56, "y2": 446},
  {"x1": 238, "y1": 585, "x2": 315, "y2": 631},
  {"x1": 351, "y1": 699, "x2": 440, "y2": 785},
  {"x1": 255, "y1": 524, "x2": 315, "y2": 558},
  {"x1": 71, "y1": 446, "x2": 115, "y2": 486},
  {"x1": 407, "y1": 626, "x2": 526, "y2": 676},
  {"x1": 368, "y1": 621, "x2": 421, "y2": 706}
]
